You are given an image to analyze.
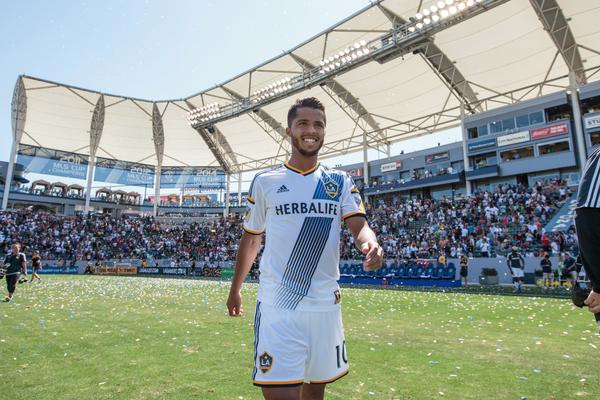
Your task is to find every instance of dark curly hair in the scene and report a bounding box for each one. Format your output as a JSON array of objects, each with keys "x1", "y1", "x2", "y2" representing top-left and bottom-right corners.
[{"x1": 287, "y1": 97, "x2": 326, "y2": 128}]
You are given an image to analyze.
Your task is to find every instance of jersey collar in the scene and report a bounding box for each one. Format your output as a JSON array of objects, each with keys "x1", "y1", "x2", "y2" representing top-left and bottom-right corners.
[{"x1": 284, "y1": 162, "x2": 320, "y2": 176}]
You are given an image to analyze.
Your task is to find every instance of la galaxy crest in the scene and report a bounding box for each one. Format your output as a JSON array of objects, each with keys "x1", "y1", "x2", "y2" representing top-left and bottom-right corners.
[
  {"x1": 259, "y1": 351, "x2": 273, "y2": 373},
  {"x1": 323, "y1": 178, "x2": 339, "y2": 199}
]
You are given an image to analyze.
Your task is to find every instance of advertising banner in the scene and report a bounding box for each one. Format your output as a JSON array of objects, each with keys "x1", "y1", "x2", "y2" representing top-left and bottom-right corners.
[
  {"x1": 38, "y1": 265, "x2": 79, "y2": 274},
  {"x1": 17, "y1": 145, "x2": 88, "y2": 180},
  {"x1": 425, "y1": 151, "x2": 449, "y2": 164},
  {"x1": 161, "y1": 267, "x2": 188, "y2": 275},
  {"x1": 137, "y1": 267, "x2": 161, "y2": 274},
  {"x1": 347, "y1": 167, "x2": 363, "y2": 177},
  {"x1": 94, "y1": 157, "x2": 155, "y2": 187},
  {"x1": 95, "y1": 265, "x2": 137, "y2": 275},
  {"x1": 530, "y1": 122, "x2": 569, "y2": 140},
  {"x1": 160, "y1": 167, "x2": 225, "y2": 189},
  {"x1": 584, "y1": 114, "x2": 600, "y2": 131},
  {"x1": 497, "y1": 131, "x2": 530, "y2": 147},
  {"x1": 380, "y1": 160, "x2": 402, "y2": 172},
  {"x1": 468, "y1": 138, "x2": 497, "y2": 152}
]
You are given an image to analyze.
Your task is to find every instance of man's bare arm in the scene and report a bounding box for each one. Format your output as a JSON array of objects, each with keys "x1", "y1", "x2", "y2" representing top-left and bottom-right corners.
[
  {"x1": 345, "y1": 216, "x2": 383, "y2": 271},
  {"x1": 226, "y1": 231, "x2": 263, "y2": 316}
]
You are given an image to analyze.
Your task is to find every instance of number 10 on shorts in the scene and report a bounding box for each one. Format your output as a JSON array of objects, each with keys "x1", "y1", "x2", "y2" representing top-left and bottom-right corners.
[{"x1": 335, "y1": 340, "x2": 348, "y2": 368}]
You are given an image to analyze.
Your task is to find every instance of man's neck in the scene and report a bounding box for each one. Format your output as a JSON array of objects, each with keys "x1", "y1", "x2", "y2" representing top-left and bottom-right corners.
[{"x1": 287, "y1": 155, "x2": 318, "y2": 173}]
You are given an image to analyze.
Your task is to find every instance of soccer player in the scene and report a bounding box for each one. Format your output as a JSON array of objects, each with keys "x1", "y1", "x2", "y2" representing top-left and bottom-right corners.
[
  {"x1": 459, "y1": 255, "x2": 469, "y2": 286},
  {"x1": 540, "y1": 253, "x2": 552, "y2": 288},
  {"x1": 574, "y1": 146, "x2": 600, "y2": 315},
  {"x1": 507, "y1": 246, "x2": 525, "y2": 293},
  {"x1": 30, "y1": 250, "x2": 42, "y2": 282},
  {"x1": 226, "y1": 97, "x2": 383, "y2": 400},
  {"x1": 3, "y1": 243, "x2": 28, "y2": 302}
]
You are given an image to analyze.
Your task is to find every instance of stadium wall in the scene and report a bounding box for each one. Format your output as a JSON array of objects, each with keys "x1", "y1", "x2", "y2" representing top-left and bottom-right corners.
[{"x1": 34, "y1": 256, "x2": 561, "y2": 286}]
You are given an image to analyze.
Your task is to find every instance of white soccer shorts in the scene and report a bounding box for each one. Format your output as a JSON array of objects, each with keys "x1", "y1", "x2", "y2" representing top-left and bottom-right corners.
[
  {"x1": 252, "y1": 302, "x2": 349, "y2": 387},
  {"x1": 512, "y1": 268, "x2": 524, "y2": 278}
]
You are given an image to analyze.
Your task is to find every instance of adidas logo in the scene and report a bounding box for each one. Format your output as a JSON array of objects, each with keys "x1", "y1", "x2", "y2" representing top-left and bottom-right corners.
[{"x1": 276, "y1": 185, "x2": 290, "y2": 193}]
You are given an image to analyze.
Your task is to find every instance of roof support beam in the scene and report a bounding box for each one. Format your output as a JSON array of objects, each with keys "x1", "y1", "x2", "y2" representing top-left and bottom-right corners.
[
  {"x1": 85, "y1": 95, "x2": 105, "y2": 212},
  {"x1": 377, "y1": 4, "x2": 483, "y2": 114},
  {"x1": 529, "y1": 0, "x2": 586, "y2": 85},
  {"x1": 221, "y1": 86, "x2": 290, "y2": 161},
  {"x1": 152, "y1": 103, "x2": 165, "y2": 216},
  {"x1": 289, "y1": 52, "x2": 388, "y2": 147},
  {"x1": 2, "y1": 77, "x2": 27, "y2": 210},
  {"x1": 184, "y1": 100, "x2": 238, "y2": 174}
]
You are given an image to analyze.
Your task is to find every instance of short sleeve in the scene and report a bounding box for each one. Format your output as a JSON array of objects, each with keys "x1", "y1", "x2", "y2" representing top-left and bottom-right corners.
[
  {"x1": 340, "y1": 173, "x2": 366, "y2": 221},
  {"x1": 243, "y1": 174, "x2": 266, "y2": 235}
]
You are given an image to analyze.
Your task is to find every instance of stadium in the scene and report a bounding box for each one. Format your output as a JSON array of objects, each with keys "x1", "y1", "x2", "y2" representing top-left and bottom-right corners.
[{"x1": 1, "y1": 0, "x2": 600, "y2": 399}]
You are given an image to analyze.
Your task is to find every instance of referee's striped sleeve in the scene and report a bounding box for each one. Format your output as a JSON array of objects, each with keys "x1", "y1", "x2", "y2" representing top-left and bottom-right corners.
[{"x1": 577, "y1": 146, "x2": 600, "y2": 208}]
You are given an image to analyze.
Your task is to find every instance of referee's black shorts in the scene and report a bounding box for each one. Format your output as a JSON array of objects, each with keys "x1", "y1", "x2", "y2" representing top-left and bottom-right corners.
[
  {"x1": 575, "y1": 207, "x2": 600, "y2": 292},
  {"x1": 5, "y1": 273, "x2": 19, "y2": 294}
]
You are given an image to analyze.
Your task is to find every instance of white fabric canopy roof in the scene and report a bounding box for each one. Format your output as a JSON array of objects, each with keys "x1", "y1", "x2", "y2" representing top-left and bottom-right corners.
[{"x1": 17, "y1": 0, "x2": 600, "y2": 173}]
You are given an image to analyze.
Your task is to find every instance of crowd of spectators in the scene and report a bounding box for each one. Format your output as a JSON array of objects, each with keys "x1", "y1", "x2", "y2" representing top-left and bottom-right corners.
[
  {"x1": 0, "y1": 211, "x2": 241, "y2": 263},
  {"x1": 342, "y1": 178, "x2": 578, "y2": 261},
  {"x1": 1, "y1": 178, "x2": 577, "y2": 265}
]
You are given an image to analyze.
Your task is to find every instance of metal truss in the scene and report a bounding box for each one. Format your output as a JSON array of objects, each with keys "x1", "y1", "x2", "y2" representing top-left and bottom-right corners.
[
  {"x1": 190, "y1": 0, "x2": 510, "y2": 129},
  {"x1": 221, "y1": 86, "x2": 290, "y2": 161},
  {"x1": 184, "y1": 100, "x2": 238, "y2": 174},
  {"x1": 529, "y1": 0, "x2": 586, "y2": 85},
  {"x1": 377, "y1": 4, "x2": 483, "y2": 115},
  {"x1": 288, "y1": 53, "x2": 388, "y2": 149},
  {"x1": 231, "y1": 66, "x2": 599, "y2": 173}
]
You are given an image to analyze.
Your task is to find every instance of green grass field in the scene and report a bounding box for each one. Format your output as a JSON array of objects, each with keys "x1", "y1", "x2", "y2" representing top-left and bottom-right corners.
[{"x1": 0, "y1": 275, "x2": 598, "y2": 400}]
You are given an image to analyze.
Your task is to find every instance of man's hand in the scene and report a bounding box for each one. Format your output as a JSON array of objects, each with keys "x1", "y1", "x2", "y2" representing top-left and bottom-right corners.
[
  {"x1": 584, "y1": 289, "x2": 600, "y2": 314},
  {"x1": 227, "y1": 290, "x2": 244, "y2": 317},
  {"x1": 361, "y1": 241, "x2": 383, "y2": 272}
]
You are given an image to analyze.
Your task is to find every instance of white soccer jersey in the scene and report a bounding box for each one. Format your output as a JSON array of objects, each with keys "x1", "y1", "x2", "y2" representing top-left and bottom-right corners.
[{"x1": 244, "y1": 162, "x2": 366, "y2": 311}]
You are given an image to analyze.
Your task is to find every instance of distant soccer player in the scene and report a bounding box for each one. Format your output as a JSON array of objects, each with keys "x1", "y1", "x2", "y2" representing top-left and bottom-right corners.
[
  {"x1": 507, "y1": 246, "x2": 525, "y2": 293},
  {"x1": 3, "y1": 244, "x2": 28, "y2": 302},
  {"x1": 226, "y1": 97, "x2": 383, "y2": 400},
  {"x1": 459, "y1": 254, "x2": 469, "y2": 286},
  {"x1": 30, "y1": 250, "x2": 42, "y2": 282}
]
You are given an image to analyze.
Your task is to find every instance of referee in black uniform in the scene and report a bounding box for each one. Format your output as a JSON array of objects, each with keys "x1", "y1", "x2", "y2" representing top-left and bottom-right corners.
[
  {"x1": 3, "y1": 243, "x2": 28, "y2": 302},
  {"x1": 574, "y1": 146, "x2": 600, "y2": 315}
]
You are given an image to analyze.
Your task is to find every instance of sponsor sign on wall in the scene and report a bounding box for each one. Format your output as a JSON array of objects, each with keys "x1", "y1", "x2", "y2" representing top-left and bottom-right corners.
[
  {"x1": 347, "y1": 168, "x2": 363, "y2": 177},
  {"x1": 497, "y1": 131, "x2": 530, "y2": 147},
  {"x1": 17, "y1": 146, "x2": 88, "y2": 180},
  {"x1": 380, "y1": 160, "x2": 402, "y2": 172},
  {"x1": 425, "y1": 151, "x2": 449, "y2": 164},
  {"x1": 530, "y1": 122, "x2": 569, "y2": 140},
  {"x1": 96, "y1": 265, "x2": 137, "y2": 275},
  {"x1": 584, "y1": 114, "x2": 600, "y2": 131},
  {"x1": 468, "y1": 138, "x2": 497, "y2": 152},
  {"x1": 138, "y1": 267, "x2": 160, "y2": 274},
  {"x1": 38, "y1": 265, "x2": 79, "y2": 274}
]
